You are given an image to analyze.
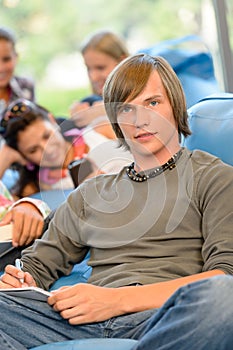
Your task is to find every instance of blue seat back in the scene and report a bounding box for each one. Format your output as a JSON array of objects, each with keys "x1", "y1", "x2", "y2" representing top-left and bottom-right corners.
[
  {"x1": 50, "y1": 253, "x2": 92, "y2": 291},
  {"x1": 29, "y1": 189, "x2": 73, "y2": 211},
  {"x1": 182, "y1": 93, "x2": 233, "y2": 166}
]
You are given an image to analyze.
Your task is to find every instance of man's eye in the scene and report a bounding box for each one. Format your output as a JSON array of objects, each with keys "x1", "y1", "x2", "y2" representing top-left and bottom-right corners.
[
  {"x1": 123, "y1": 106, "x2": 131, "y2": 113},
  {"x1": 150, "y1": 101, "x2": 158, "y2": 107},
  {"x1": 119, "y1": 105, "x2": 132, "y2": 114}
]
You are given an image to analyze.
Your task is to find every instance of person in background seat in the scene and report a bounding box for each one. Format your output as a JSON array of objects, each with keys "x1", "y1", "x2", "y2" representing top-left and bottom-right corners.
[
  {"x1": 0, "y1": 26, "x2": 35, "y2": 120},
  {"x1": 70, "y1": 30, "x2": 129, "y2": 138}
]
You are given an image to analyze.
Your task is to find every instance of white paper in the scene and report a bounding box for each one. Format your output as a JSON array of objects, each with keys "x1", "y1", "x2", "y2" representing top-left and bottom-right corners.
[
  {"x1": 0, "y1": 286, "x2": 51, "y2": 302},
  {"x1": 0, "y1": 223, "x2": 12, "y2": 242}
]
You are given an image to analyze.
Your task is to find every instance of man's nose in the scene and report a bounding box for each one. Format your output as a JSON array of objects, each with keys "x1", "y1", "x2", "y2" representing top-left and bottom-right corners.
[{"x1": 134, "y1": 106, "x2": 150, "y2": 128}]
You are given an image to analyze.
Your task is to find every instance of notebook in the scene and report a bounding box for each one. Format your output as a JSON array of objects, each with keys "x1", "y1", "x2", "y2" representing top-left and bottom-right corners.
[
  {"x1": 0, "y1": 224, "x2": 14, "y2": 258},
  {"x1": 0, "y1": 286, "x2": 51, "y2": 302},
  {"x1": 0, "y1": 223, "x2": 12, "y2": 242}
]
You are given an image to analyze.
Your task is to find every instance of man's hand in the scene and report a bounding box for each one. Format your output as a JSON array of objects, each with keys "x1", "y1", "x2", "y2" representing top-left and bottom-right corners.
[
  {"x1": 0, "y1": 264, "x2": 37, "y2": 289},
  {"x1": 0, "y1": 202, "x2": 44, "y2": 247},
  {"x1": 48, "y1": 283, "x2": 124, "y2": 325}
]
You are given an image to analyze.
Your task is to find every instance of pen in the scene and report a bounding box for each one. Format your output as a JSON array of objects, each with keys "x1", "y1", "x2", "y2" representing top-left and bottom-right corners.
[{"x1": 15, "y1": 258, "x2": 24, "y2": 284}]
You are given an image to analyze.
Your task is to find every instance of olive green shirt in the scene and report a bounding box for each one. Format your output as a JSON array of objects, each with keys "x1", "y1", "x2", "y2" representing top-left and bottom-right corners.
[{"x1": 22, "y1": 149, "x2": 233, "y2": 290}]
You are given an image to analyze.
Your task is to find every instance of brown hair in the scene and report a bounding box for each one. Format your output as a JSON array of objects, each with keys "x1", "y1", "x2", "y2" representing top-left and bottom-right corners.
[
  {"x1": 0, "y1": 27, "x2": 17, "y2": 53},
  {"x1": 2, "y1": 99, "x2": 50, "y2": 150},
  {"x1": 1, "y1": 99, "x2": 57, "y2": 198},
  {"x1": 81, "y1": 30, "x2": 129, "y2": 62},
  {"x1": 103, "y1": 54, "x2": 191, "y2": 149}
]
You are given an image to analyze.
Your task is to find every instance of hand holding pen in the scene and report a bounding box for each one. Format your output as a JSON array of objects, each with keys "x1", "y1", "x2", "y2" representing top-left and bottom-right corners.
[
  {"x1": 15, "y1": 258, "x2": 24, "y2": 284},
  {"x1": 0, "y1": 260, "x2": 37, "y2": 289}
]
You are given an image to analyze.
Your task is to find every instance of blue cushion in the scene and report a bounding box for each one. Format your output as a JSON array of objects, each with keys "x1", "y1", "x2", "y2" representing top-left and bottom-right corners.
[
  {"x1": 29, "y1": 189, "x2": 73, "y2": 211},
  {"x1": 183, "y1": 93, "x2": 233, "y2": 166},
  {"x1": 31, "y1": 338, "x2": 138, "y2": 350},
  {"x1": 178, "y1": 73, "x2": 218, "y2": 110},
  {"x1": 1, "y1": 169, "x2": 19, "y2": 190},
  {"x1": 50, "y1": 256, "x2": 92, "y2": 291}
]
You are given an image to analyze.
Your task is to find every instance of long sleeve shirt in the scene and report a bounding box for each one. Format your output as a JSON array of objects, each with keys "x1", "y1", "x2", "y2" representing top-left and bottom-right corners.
[{"x1": 21, "y1": 149, "x2": 233, "y2": 290}]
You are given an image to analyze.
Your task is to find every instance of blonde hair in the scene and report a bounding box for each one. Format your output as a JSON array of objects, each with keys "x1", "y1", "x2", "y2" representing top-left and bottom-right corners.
[
  {"x1": 103, "y1": 54, "x2": 191, "y2": 149},
  {"x1": 81, "y1": 30, "x2": 129, "y2": 62}
]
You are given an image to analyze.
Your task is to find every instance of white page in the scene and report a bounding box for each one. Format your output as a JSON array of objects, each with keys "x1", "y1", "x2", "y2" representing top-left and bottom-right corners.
[
  {"x1": 0, "y1": 224, "x2": 12, "y2": 242},
  {"x1": 0, "y1": 286, "x2": 51, "y2": 302}
]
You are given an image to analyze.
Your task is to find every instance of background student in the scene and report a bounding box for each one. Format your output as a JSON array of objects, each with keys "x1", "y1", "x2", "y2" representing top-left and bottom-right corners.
[
  {"x1": 0, "y1": 26, "x2": 36, "y2": 188},
  {"x1": 69, "y1": 30, "x2": 133, "y2": 174},
  {"x1": 0, "y1": 98, "x2": 88, "y2": 197},
  {"x1": 0, "y1": 26, "x2": 35, "y2": 119},
  {"x1": 69, "y1": 30, "x2": 129, "y2": 134},
  {"x1": 0, "y1": 98, "x2": 132, "y2": 197}
]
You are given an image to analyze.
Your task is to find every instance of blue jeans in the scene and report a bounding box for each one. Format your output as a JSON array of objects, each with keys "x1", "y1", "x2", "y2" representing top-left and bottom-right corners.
[{"x1": 0, "y1": 275, "x2": 233, "y2": 349}]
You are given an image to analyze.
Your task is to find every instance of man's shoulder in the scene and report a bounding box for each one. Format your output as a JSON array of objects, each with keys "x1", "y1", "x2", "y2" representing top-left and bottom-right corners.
[
  {"x1": 190, "y1": 149, "x2": 220, "y2": 165},
  {"x1": 76, "y1": 168, "x2": 127, "y2": 199},
  {"x1": 187, "y1": 148, "x2": 233, "y2": 177},
  {"x1": 84, "y1": 169, "x2": 126, "y2": 187}
]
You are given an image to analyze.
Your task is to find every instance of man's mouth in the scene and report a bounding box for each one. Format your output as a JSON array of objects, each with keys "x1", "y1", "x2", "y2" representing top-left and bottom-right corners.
[{"x1": 134, "y1": 132, "x2": 156, "y2": 140}]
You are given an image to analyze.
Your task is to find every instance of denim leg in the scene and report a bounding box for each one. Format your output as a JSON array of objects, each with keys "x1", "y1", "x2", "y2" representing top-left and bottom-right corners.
[
  {"x1": 0, "y1": 293, "x2": 104, "y2": 349},
  {"x1": 1, "y1": 275, "x2": 233, "y2": 349},
  {"x1": 0, "y1": 293, "x2": 154, "y2": 349},
  {"x1": 133, "y1": 275, "x2": 233, "y2": 350}
]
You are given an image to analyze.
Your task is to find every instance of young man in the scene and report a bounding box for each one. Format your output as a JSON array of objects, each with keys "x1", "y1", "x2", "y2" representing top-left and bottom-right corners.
[{"x1": 0, "y1": 54, "x2": 233, "y2": 349}]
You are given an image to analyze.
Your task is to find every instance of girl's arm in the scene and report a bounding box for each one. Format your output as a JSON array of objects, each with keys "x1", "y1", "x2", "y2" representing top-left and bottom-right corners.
[{"x1": 0, "y1": 144, "x2": 27, "y2": 179}]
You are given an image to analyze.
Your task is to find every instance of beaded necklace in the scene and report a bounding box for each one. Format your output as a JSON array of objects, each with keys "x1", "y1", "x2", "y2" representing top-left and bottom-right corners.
[{"x1": 126, "y1": 149, "x2": 183, "y2": 182}]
